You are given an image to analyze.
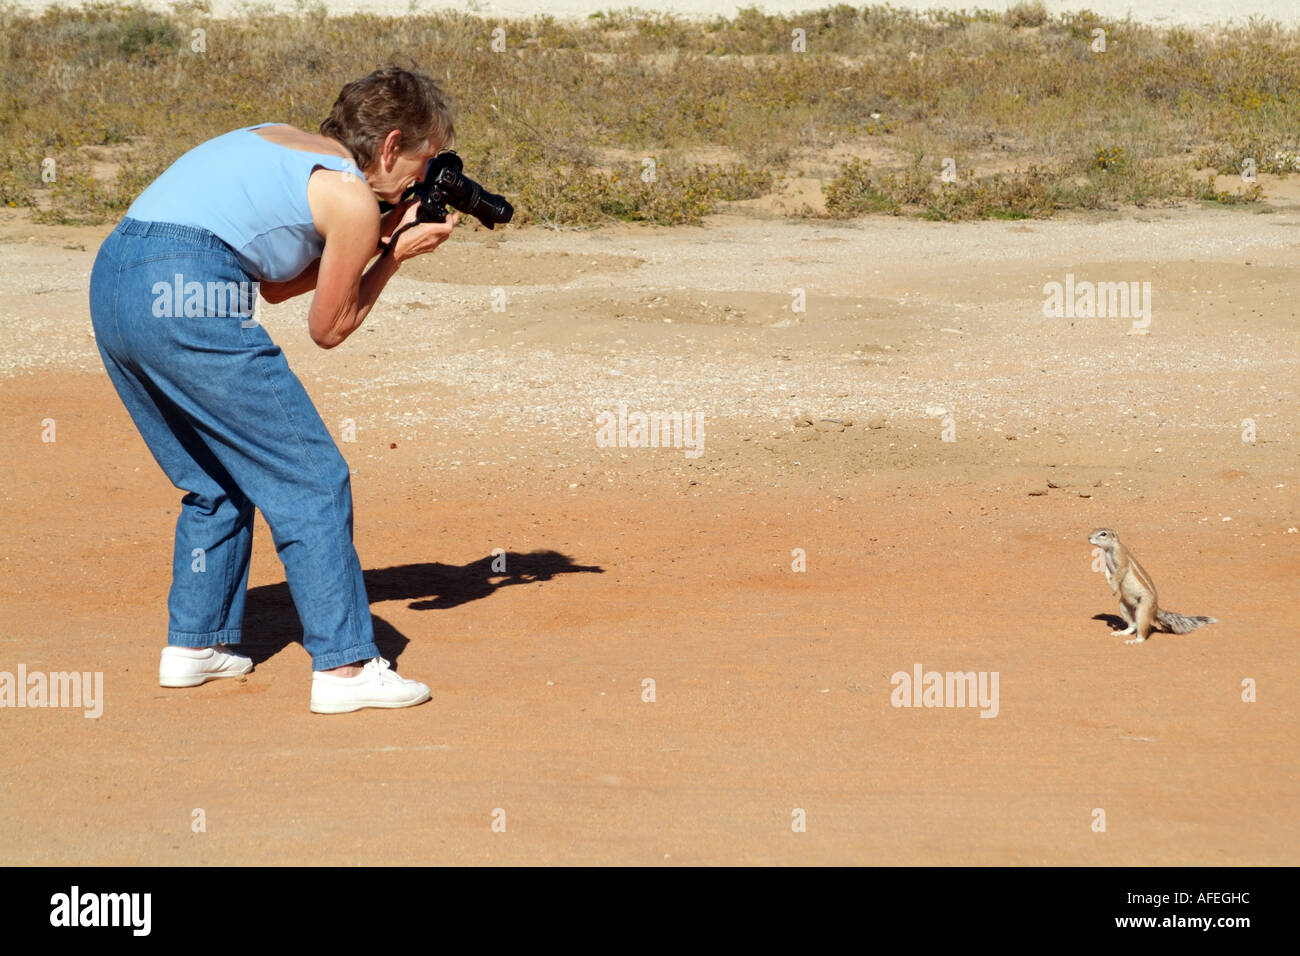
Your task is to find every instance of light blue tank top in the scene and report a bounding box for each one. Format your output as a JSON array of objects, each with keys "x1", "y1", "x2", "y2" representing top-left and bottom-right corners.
[{"x1": 126, "y1": 123, "x2": 367, "y2": 282}]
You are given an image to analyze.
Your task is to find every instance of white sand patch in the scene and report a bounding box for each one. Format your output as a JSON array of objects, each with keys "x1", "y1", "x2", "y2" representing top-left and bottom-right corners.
[{"x1": 4, "y1": 0, "x2": 1299, "y2": 27}]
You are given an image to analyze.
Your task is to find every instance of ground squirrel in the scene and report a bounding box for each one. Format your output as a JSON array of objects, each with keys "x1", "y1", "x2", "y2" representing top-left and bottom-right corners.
[{"x1": 1087, "y1": 528, "x2": 1217, "y2": 644}]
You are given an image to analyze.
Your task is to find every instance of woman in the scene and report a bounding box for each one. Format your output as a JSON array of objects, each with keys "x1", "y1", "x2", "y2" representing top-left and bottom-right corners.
[{"x1": 89, "y1": 66, "x2": 458, "y2": 714}]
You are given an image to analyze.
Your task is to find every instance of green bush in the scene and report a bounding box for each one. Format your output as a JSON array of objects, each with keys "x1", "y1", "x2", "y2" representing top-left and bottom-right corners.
[{"x1": 0, "y1": 4, "x2": 1286, "y2": 225}]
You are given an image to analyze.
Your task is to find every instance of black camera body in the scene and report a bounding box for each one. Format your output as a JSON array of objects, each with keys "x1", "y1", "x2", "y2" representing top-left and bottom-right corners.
[{"x1": 407, "y1": 151, "x2": 513, "y2": 229}]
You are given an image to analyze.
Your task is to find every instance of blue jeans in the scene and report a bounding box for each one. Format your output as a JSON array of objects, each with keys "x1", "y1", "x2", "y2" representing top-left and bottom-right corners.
[{"x1": 89, "y1": 218, "x2": 380, "y2": 670}]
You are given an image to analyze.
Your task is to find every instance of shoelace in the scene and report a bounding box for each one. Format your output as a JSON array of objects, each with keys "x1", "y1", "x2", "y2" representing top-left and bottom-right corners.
[{"x1": 364, "y1": 657, "x2": 401, "y2": 683}]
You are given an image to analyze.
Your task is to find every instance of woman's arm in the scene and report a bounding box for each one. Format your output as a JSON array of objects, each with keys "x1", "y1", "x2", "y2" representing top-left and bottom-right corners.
[
  {"x1": 260, "y1": 260, "x2": 321, "y2": 304},
  {"x1": 299, "y1": 169, "x2": 458, "y2": 349},
  {"x1": 261, "y1": 202, "x2": 417, "y2": 304}
]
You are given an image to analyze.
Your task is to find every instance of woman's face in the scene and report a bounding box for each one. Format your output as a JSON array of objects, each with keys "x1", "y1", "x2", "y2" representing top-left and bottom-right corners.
[{"x1": 367, "y1": 132, "x2": 444, "y2": 205}]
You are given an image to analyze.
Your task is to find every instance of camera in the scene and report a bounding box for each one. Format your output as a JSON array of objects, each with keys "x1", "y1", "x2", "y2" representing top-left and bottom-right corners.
[{"x1": 404, "y1": 151, "x2": 513, "y2": 229}]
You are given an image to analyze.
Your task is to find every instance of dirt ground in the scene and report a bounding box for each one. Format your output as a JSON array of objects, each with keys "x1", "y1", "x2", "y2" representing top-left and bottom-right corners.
[{"x1": 1, "y1": 187, "x2": 1297, "y2": 865}]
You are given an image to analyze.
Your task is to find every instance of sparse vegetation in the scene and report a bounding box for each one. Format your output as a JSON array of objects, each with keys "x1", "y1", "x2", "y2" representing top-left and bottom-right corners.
[{"x1": 1, "y1": 3, "x2": 1296, "y2": 225}]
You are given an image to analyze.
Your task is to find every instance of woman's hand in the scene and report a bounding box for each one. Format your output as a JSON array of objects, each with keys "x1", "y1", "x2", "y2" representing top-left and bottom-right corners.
[
  {"x1": 378, "y1": 199, "x2": 417, "y2": 247},
  {"x1": 389, "y1": 206, "x2": 460, "y2": 263}
]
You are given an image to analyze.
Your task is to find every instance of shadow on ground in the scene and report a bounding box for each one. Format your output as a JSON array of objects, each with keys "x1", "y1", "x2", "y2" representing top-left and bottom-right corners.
[
  {"x1": 1092, "y1": 612, "x2": 1128, "y2": 634},
  {"x1": 239, "y1": 549, "x2": 604, "y2": 666}
]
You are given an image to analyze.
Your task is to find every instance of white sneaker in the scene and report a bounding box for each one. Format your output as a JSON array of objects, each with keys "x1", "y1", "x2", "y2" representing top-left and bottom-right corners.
[
  {"x1": 310, "y1": 657, "x2": 430, "y2": 714},
  {"x1": 159, "y1": 645, "x2": 254, "y2": 687}
]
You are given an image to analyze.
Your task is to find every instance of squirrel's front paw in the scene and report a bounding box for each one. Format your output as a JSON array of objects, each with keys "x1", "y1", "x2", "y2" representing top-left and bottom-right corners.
[{"x1": 1123, "y1": 636, "x2": 1147, "y2": 645}]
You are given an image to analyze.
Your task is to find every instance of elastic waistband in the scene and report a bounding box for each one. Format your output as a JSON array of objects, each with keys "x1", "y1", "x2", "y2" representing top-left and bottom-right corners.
[{"x1": 116, "y1": 217, "x2": 236, "y2": 254}]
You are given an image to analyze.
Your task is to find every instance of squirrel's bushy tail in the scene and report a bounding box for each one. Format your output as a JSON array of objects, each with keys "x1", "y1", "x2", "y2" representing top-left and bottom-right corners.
[{"x1": 1157, "y1": 610, "x2": 1217, "y2": 634}]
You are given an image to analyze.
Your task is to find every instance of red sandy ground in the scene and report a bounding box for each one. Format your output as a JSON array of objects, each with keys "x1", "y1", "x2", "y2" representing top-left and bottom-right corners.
[{"x1": 1, "y1": 200, "x2": 1296, "y2": 864}]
